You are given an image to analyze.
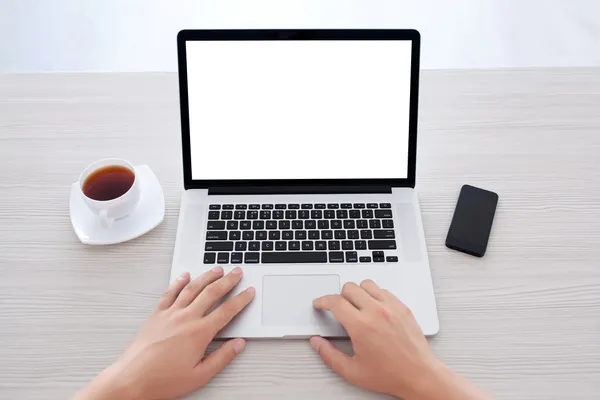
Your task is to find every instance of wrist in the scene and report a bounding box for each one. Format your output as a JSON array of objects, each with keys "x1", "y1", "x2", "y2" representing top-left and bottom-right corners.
[
  {"x1": 75, "y1": 363, "x2": 142, "y2": 400},
  {"x1": 394, "y1": 357, "x2": 449, "y2": 400}
]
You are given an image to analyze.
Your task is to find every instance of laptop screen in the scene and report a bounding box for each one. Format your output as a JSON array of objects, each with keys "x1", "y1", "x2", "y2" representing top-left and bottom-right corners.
[{"x1": 186, "y1": 40, "x2": 413, "y2": 181}]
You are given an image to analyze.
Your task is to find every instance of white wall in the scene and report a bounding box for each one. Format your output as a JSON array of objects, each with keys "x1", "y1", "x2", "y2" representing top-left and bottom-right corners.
[{"x1": 1, "y1": 0, "x2": 600, "y2": 72}]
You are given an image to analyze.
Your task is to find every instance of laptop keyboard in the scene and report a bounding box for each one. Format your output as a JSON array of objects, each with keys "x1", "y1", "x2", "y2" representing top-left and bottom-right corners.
[{"x1": 203, "y1": 203, "x2": 398, "y2": 264}]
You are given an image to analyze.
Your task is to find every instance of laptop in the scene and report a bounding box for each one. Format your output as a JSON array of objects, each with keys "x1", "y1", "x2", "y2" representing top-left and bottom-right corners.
[{"x1": 171, "y1": 29, "x2": 439, "y2": 338}]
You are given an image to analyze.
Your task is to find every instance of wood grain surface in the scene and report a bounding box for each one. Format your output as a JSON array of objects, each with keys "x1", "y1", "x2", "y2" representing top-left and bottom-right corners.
[{"x1": 1, "y1": 69, "x2": 599, "y2": 400}]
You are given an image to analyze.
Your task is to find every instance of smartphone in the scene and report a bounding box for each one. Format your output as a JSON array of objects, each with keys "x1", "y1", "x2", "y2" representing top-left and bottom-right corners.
[{"x1": 445, "y1": 185, "x2": 498, "y2": 257}]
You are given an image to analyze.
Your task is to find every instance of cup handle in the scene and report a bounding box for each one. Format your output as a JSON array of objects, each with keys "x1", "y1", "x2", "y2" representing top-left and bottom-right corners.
[{"x1": 99, "y1": 209, "x2": 115, "y2": 229}]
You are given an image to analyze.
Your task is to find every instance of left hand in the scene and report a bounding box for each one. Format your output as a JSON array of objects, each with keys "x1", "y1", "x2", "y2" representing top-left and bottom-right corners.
[{"x1": 74, "y1": 266, "x2": 255, "y2": 400}]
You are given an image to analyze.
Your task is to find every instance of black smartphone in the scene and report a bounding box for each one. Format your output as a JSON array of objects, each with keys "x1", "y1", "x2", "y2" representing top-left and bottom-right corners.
[{"x1": 445, "y1": 185, "x2": 498, "y2": 257}]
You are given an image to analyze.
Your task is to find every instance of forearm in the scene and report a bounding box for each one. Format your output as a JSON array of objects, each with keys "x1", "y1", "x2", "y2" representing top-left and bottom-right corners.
[{"x1": 73, "y1": 364, "x2": 136, "y2": 400}]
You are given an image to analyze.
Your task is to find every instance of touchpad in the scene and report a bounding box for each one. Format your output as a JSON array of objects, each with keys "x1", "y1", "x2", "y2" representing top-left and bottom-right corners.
[{"x1": 262, "y1": 275, "x2": 340, "y2": 327}]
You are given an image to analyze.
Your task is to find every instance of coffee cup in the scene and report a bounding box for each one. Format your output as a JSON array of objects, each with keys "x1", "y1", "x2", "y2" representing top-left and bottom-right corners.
[{"x1": 78, "y1": 158, "x2": 141, "y2": 228}]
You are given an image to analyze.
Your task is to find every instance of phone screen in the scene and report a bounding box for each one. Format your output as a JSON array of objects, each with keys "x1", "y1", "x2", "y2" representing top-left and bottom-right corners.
[{"x1": 445, "y1": 185, "x2": 498, "y2": 257}]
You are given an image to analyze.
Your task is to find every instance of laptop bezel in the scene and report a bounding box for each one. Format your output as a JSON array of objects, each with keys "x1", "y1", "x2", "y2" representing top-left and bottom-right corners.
[{"x1": 177, "y1": 29, "x2": 420, "y2": 191}]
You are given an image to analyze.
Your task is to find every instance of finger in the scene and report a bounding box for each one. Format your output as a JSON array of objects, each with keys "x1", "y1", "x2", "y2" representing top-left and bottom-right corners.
[
  {"x1": 156, "y1": 272, "x2": 190, "y2": 310},
  {"x1": 313, "y1": 294, "x2": 360, "y2": 329},
  {"x1": 174, "y1": 267, "x2": 224, "y2": 308},
  {"x1": 190, "y1": 267, "x2": 244, "y2": 315},
  {"x1": 203, "y1": 287, "x2": 255, "y2": 333},
  {"x1": 359, "y1": 279, "x2": 386, "y2": 301},
  {"x1": 341, "y1": 282, "x2": 376, "y2": 309},
  {"x1": 310, "y1": 336, "x2": 357, "y2": 382},
  {"x1": 196, "y1": 338, "x2": 246, "y2": 381}
]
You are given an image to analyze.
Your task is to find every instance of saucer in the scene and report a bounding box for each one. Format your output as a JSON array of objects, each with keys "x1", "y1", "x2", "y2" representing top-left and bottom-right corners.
[{"x1": 70, "y1": 165, "x2": 165, "y2": 245}]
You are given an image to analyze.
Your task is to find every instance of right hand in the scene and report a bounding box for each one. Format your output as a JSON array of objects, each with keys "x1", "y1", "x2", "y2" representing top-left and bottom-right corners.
[{"x1": 310, "y1": 280, "x2": 441, "y2": 399}]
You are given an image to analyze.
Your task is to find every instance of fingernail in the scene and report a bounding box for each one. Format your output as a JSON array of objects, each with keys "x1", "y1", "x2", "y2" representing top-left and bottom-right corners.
[
  {"x1": 233, "y1": 339, "x2": 246, "y2": 354},
  {"x1": 176, "y1": 272, "x2": 189, "y2": 281},
  {"x1": 211, "y1": 266, "x2": 223, "y2": 274},
  {"x1": 232, "y1": 267, "x2": 243, "y2": 275},
  {"x1": 309, "y1": 336, "x2": 322, "y2": 351},
  {"x1": 247, "y1": 287, "x2": 256, "y2": 295}
]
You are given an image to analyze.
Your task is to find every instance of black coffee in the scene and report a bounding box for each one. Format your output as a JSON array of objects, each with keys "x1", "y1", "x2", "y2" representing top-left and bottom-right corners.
[{"x1": 83, "y1": 165, "x2": 135, "y2": 201}]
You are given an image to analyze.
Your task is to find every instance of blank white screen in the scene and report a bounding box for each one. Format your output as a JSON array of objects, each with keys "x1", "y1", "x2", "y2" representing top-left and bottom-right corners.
[{"x1": 186, "y1": 40, "x2": 412, "y2": 180}]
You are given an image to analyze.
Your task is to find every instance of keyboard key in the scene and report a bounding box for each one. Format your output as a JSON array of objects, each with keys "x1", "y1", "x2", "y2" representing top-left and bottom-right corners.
[
  {"x1": 329, "y1": 252, "x2": 344, "y2": 263},
  {"x1": 260, "y1": 211, "x2": 271, "y2": 219},
  {"x1": 322, "y1": 230, "x2": 333, "y2": 239},
  {"x1": 324, "y1": 210, "x2": 335, "y2": 219},
  {"x1": 203, "y1": 252, "x2": 216, "y2": 264},
  {"x1": 362, "y1": 210, "x2": 374, "y2": 219},
  {"x1": 341, "y1": 203, "x2": 352, "y2": 209},
  {"x1": 231, "y1": 252, "x2": 243, "y2": 263},
  {"x1": 292, "y1": 220, "x2": 303, "y2": 229},
  {"x1": 357, "y1": 220, "x2": 368, "y2": 229},
  {"x1": 209, "y1": 204, "x2": 221, "y2": 210},
  {"x1": 298, "y1": 210, "x2": 309, "y2": 219},
  {"x1": 263, "y1": 252, "x2": 327, "y2": 263},
  {"x1": 342, "y1": 240, "x2": 353, "y2": 250},
  {"x1": 275, "y1": 241, "x2": 287, "y2": 251},
  {"x1": 256, "y1": 231, "x2": 268, "y2": 240},
  {"x1": 249, "y1": 204, "x2": 260, "y2": 210},
  {"x1": 206, "y1": 231, "x2": 227, "y2": 241},
  {"x1": 345, "y1": 251, "x2": 358, "y2": 262},
  {"x1": 275, "y1": 204, "x2": 287, "y2": 209},
  {"x1": 382, "y1": 219, "x2": 394, "y2": 228},
  {"x1": 205, "y1": 242, "x2": 233, "y2": 251},
  {"x1": 344, "y1": 220, "x2": 355, "y2": 229},
  {"x1": 374, "y1": 230, "x2": 395, "y2": 239},
  {"x1": 380, "y1": 203, "x2": 391, "y2": 208},
  {"x1": 360, "y1": 230, "x2": 373, "y2": 239},
  {"x1": 327, "y1": 204, "x2": 339, "y2": 209},
  {"x1": 227, "y1": 221, "x2": 238, "y2": 230},
  {"x1": 235, "y1": 241, "x2": 247, "y2": 251},
  {"x1": 335, "y1": 230, "x2": 346, "y2": 239},
  {"x1": 229, "y1": 231, "x2": 241, "y2": 241},
  {"x1": 252, "y1": 221, "x2": 265, "y2": 230},
  {"x1": 311, "y1": 210, "x2": 323, "y2": 219},
  {"x1": 328, "y1": 241, "x2": 341, "y2": 250},
  {"x1": 374, "y1": 256, "x2": 385, "y2": 263},
  {"x1": 223, "y1": 204, "x2": 234, "y2": 210},
  {"x1": 369, "y1": 240, "x2": 397, "y2": 250},
  {"x1": 315, "y1": 204, "x2": 326, "y2": 209},
  {"x1": 286, "y1": 210, "x2": 297, "y2": 219},
  {"x1": 207, "y1": 221, "x2": 225, "y2": 230},
  {"x1": 318, "y1": 220, "x2": 329, "y2": 229},
  {"x1": 373, "y1": 251, "x2": 384, "y2": 258},
  {"x1": 359, "y1": 256, "x2": 371, "y2": 263},
  {"x1": 288, "y1": 204, "x2": 300, "y2": 209},
  {"x1": 266, "y1": 221, "x2": 278, "y2": 230},
  {"x1": 375, "y1": 210, "x2": 393, "y2": 219},
  {"x1": 305, "y1": 220, "x2": 316, "y2": 229},
  {"x1": 249, "y1": 241, "x2": 260, "y2": 251},
  {"x1": 336, "y1": 210, "x2": 348, "y2": 219},
  {"x1": 369, "y1": 220, "x2": 381, "y2": 229},
  {"x1": 301, "y1": 204, "x2": 313, "y2": 209},
  {"x1": 262, "y1": 241, "x2": 274, "y2": 251},
  {"x1": 367, "y1": 203, "x2": 378, "y2": 209},
  {"x1": 279, "y1": 220, "x2": 291, "y2": 229},
  {"x1": 295, "y1": 230, "x2": 307, "y2": 240},
  {"x1": 355, "y1": 240, "x2": 367, "y2": 250},
  {"x1": 208, "y1": 211, "x2": 220, "y2": 220},
  {"x1": 308, "y1": 230, "x2": 320, "y2": 239},
  {"x1": 235, "y1": 204, "x2": 247, "y2": 210},
  {"x1": 269, "y1": 231, "x2": 281, "y2": 240},
  {"x1": 349, "y1": 210, "x2": 361, "y2": 219},
  {"x1": 316, "y1": 241, "x2": 327, "y2": 250},
  {"x1": 242, "y1": 231, "x2": 254, "y2": 240},
  {"x1": 282, "y1": 230, "x2": 294, "y2": 240},
  {"x1": 262, "y1": 204, "x2": 273, "y2": 209},
  {"x1": 247, "y1": 211, "x2": 258, "y2": 219},
  {"x1": 244, "y1": 252, "x2": 260, "y2": 263},
  {"x1": 240, "y1": 221, "x2": 252, "y2": 230},
  {"x1": 331, "y1": 220, "x2": 342, "y2": 229},
  {"x1": 273, "y1": 210, "x2": 284, "y2": 219},
  {"x1": 348, "y1": 230, "x2": 359, "y2": 239},
  {"x1": 302, "y1": 241, "x2": 313, "y2": 250},
  {"x1": 353, "y1": 203, "x2": 365, "y2": 209},
  {"x1": 289, "y1": 241, "x2": 300, "y2": 251},
  {"x1": 386, "y1": 256, "x2": 399, "y2": 262}
]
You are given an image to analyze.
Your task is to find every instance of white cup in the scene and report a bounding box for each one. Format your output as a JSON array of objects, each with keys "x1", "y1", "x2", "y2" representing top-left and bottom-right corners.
[{"x1": 78, "y1": 158, "x2": 141, "y2": 228}]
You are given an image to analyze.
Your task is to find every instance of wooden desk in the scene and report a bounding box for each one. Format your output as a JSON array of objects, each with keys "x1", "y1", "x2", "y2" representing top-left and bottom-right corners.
[{"x1": 1, "y1": 69, "x2": 599, "y2": 399}]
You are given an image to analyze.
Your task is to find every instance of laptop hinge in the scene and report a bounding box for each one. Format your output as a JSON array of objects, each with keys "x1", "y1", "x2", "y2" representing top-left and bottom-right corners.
[{"x1": 208, "y1": 185, "x2": 392, "y2": 195}]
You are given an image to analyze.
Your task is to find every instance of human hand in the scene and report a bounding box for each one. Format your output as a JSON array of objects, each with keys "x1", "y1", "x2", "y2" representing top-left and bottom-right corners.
[
  {"x1": 310, "y1": 280, "x2": 492, "y2": 400},
  {"x1": 74, "y1": 267, "x2": 255, "y2": 400}
]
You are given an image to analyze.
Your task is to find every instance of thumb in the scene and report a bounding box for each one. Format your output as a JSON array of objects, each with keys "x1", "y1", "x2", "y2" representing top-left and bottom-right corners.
[
  {"x1": 310, "y1": 336, "x2": 357, "y2": 381},
  {"x1": 197, "y1": 338, "x2": 246, "y2": 380}
]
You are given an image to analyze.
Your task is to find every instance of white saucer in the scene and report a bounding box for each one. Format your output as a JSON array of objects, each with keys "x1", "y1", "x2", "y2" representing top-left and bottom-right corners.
[{"x1": 70, "y1": 165, "x2": 165, "y2": 245}]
